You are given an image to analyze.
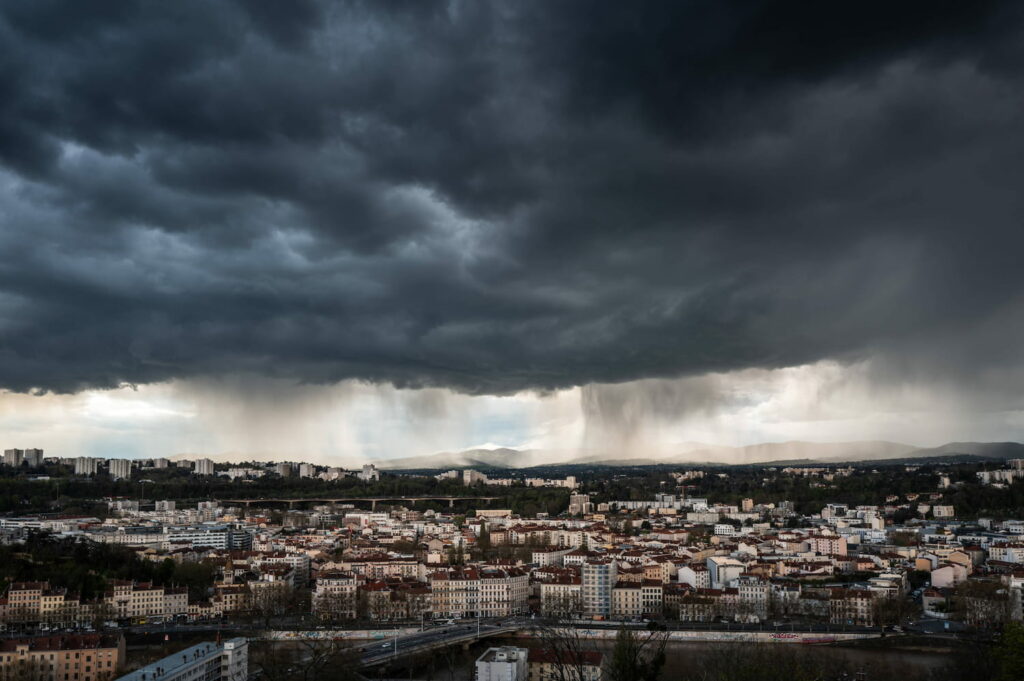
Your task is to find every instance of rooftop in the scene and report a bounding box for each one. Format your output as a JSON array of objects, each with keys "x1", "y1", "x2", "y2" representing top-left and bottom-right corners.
[{"x1": 114, "y1": 639, "x2": 245, "y2": 681}]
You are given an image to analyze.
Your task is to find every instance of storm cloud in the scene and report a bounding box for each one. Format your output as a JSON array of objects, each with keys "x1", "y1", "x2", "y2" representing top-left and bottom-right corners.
[{"x1": 2, "y1": 0, "x2": 1024, "y2": 400}]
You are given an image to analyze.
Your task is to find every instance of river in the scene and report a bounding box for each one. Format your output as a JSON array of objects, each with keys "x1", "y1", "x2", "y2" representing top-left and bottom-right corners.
[{"x1": 364, "y1": 636, "x2": 957, "y2": 681}]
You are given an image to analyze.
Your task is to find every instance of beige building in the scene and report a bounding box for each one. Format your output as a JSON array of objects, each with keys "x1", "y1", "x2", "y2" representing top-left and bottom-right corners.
[
  {"x1": 611, "y1": 584, "x2": 642, "y2": 619},
  {"x1": 430, "y1": 566, "x2": 527, "y2": 619},
  {"x1": 0, "y1": 634, "x2": 124, "y2": 681},
  {"x1": 105, "y1": 582, "x2": 187, "y2": 621},
  {"x1": 540, "y1": 578, "x2": 582, "y2": 618},
  {"x1": 313, "y1": 571, "x2": 359, "y2": 621},
  {"x1": 430, "y1": 567, "x2": 481, "y2": 619}
]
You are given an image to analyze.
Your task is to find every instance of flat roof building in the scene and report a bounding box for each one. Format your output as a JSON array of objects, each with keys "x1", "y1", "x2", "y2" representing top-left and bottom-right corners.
[{"x1": 113, "y1": 638, "x2": 247, "y2": 681}]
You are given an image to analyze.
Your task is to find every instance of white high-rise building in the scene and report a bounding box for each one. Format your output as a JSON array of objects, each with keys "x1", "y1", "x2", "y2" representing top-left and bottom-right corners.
[
  {"x1": 359, "y1": 464, "x2": 380, "y2": 481},
  {"x1": 463, "y1": 469, "x2": 488, "y2": 485},
  {"x1": 109, "y1": 458, "x2": 132, "y2": 480},
  {"x1": 276, "y1": 462, "x2": 293, "y2": 477},
  {"x1": 75, "y1": 457, "x2": 100, "y2": 475},
  {"x1": 582, "y1": 559, "x2": 617, "y2": 617},
  {"x1": 568, "y1": 493, "x2": 592, "y2": 515},
  {"x1": 153, "y1": 457, "x2": 170, "y2": 468},
  {"x1": 195, "y1": 458, "x2": 215, "y2": 476},
  {"x1": 23, "y1": 448, "x2": 44, "y2": 467},
  {"x1": 3, "y1": 449, "x2": 24, "y2": 467},
  {"x1": 299, "y1": 463, "x2": 316, "y2": 478}
]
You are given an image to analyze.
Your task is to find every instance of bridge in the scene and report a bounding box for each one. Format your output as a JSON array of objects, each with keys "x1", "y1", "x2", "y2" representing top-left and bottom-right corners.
[
  {"x1": 358, "y1": 620, "x2": 523, "y2": 667},
  {"x1": 218, "y1": 496, "x2": 503, "y2": 510}
]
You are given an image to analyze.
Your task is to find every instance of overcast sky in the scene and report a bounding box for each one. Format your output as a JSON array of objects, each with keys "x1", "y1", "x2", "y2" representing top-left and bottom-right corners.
[{"x1": 2, "y1": 1, "x2": 1024, "y2": 462}]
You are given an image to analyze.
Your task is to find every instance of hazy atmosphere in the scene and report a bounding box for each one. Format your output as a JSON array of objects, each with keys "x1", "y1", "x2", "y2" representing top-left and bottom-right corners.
[{"x1": 3, "y1": 1, "x2": 1024, "y2": 461}]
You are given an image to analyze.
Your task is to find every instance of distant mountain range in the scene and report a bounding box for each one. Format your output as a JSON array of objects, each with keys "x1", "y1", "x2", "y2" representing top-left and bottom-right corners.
[{"x1": 375, "y1": 440, "x2": 1024, "y2": 470}]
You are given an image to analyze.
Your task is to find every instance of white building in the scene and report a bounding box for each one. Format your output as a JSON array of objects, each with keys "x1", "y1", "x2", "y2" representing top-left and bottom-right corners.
[
  {"x1": 74, "y1": 457, "x2": 99, "y2": 476},
  {"x1": 568, "y1": 494, "x2": 592, "y2": 516},
  {"x1": 153, "y1": 458, "x2": 170, "y2": 468},
  {"x1": 463, "y1": 469, "x2": 488, "y2": 485},
  {"x1": 195, "y1": 458, "x2": 215, "y2": 476},
  {"x1": 109, "y1": 458, "x2": 132, "y2": 480},
  {"x1": 582, "y1": 559, "x2": 617, "y2": 617},
  {"x1": 299, "y1": 463, "x2": 316, "y2": 478},
  {"x1": 114, "y1": 638, "x2": 248, "y2": 681},
  {"x1": 3, "y1": 449, "x2": 24, "y2": 467},
  {"x1": 706, "y1": 556, "x2": 744, "y2": 590},
  {"x1": 358, "y1": 464, "x2": 380, "y2": 481},
  {"x1": 476, "y1": 647, "x2": 528, "y2": 681}
]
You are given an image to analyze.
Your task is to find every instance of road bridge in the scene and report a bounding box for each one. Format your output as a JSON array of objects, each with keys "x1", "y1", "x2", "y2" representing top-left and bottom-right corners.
[
  {"x1": 217, "y1": 496, "x2": 503, "y2": 510},
  {"x1": 358, "y1": 620, "x2": 523, "y2": 667}
]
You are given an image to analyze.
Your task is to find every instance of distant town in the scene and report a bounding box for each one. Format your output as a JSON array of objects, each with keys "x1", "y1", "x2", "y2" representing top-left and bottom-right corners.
[{"x1": 0, "y1": 447, "x2": 1021, "y2": 680}]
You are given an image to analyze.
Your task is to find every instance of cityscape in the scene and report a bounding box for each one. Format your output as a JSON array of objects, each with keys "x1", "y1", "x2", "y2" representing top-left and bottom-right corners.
[
  {"x1": 3, "y1": 2, "x2": 1024, "y2": 681},
  {"x1": 0, "y1": 447, "x2": 1021, "y2": 680}
]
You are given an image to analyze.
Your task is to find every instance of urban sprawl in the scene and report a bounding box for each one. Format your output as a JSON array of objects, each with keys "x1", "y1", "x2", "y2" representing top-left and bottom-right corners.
[{"x1": 0, "y1": 449, "x2": 1023, "y2": 681}]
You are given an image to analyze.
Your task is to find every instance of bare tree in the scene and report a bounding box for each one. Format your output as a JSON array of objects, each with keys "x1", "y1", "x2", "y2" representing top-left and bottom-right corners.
[
  {"x1": 529, "y1": 617, "x2": 605, "y2": 681},
  {"x1": 313, "y1": 590, "x2": 358, "y2": 625},
  {"x1": 252, "y1": 638, "x2": 361, "y2": 681},
  {"x1": 248, "y1": 583, "x2": 306, "y2": 629},
  {"x1": 607, "y1": 626, "x2": 668, "y2": 681}
]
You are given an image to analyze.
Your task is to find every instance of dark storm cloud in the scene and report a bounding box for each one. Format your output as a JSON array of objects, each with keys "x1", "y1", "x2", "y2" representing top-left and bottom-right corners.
[{"x1": 2, "y1": 0, "x2": 1024, "y2": 395}]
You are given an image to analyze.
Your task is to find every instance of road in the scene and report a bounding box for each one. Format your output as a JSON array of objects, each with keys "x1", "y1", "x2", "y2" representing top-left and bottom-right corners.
[
  {"x1": 2, "y1": 616, "x2": 962, "y2": 642},
  {"x1": 358, "y1": 619, "x2": 519, "y2": 667}
]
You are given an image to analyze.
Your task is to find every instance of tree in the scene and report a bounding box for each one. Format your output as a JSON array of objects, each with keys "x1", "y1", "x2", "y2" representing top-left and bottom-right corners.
[
  {"x1": 173, "y1": 560, "x2": 216, "y2": 601},
  {"x1": 994, "y1": 622, "x2": 1024, "y2": 681},
  {"x1": 530, "y1": 618, "x2": 604, "y2": 681},
  {"x1": 249, "y1": 583, "x2": 305, "y2": 628},
  {"x1": 314, "y1": 589, "x2": 358, "y2": 624},
  {"x1": 954, "y1": 581, "x2": 1013, "y2": 629},
  {"x1": 607, "y1": 626, "x2": 667, "y2": 681},
  {"x1": 251, "y1": 638, "x2": 361, "y2": 681}
]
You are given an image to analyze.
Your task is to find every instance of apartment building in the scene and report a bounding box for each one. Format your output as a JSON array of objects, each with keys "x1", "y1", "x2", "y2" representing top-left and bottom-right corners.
[
  {"x1": 734, "y1": 577, "x2": 770, "y2": 620},
  {"x1": 539, "y1": 577, "x2": 582, "y2": 618},
  {"x1": 0, "y1": 634, "x2": 124, "y2": 681},
  {"x1": 478, "y1": 568, "x2": 529, "y2": 617},
  {"x1": 989, "y1": 542, "x2": 1024, "y2": 564},
  {"x1": 106, "y1": 582, "x2": 187, "y2": 621},
  {"x1": 429, "y1": 567, "x2": 480, "y2": 619},
  {"x1": 3, "y1": 450, "x2": 24, "y2": 467},
  {"x1": 108, "y1": 460, "x2": 132, "y2": 481},
  {"x1": 3, "y1": 581, "x2": 188, "y2": 626},
  {"x1": 611, "y1": 584, "x2": 642, "y2": 619},
  {"x1": 74, "y1": 458, "x2": 100, "y2": 476},
  {"x1": 260, "y1": 553, "x2": 311, "y2": 587},
  {"x1": 113, "y1": 639, "x2": 246, "y2": 681},
  {"x1": 829, "y1": 590, "x2": 876, "y2": 626},
  {"x1": 313, "y1": 571, "x2": 359, "y2": 620},
  {"x1": 581, "y1": 559, "x2": 617, "y2": 618},
  {"x1": 806, "y1": 535, "x2": 848, "y2": 557},
  {"x1": 211, "y1": 585, "x2": 248, "y2": 617},
  {"x1": 677, "y1": 563, "x2": 710, "y2": 589},
  {"x1": 164, "y1": 526, "x2": 251, "y2": 551}
]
